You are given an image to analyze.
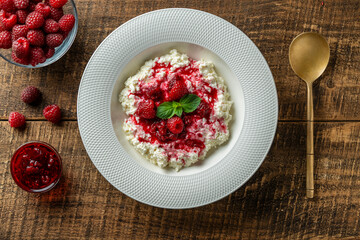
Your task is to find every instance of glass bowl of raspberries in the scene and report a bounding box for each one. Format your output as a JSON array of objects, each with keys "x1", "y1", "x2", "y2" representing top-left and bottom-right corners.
[{"x1": 0, "y1": 0, "x2": 78, "y2": 68}]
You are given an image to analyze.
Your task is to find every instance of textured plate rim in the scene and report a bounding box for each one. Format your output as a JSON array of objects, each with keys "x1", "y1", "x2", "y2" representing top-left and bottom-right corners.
[{"x1": 77, "y1": 8, "x2": 278, "y2": 209}]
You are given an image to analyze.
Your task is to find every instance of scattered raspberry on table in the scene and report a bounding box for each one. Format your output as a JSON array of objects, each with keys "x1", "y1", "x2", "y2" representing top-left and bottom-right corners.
[
  {"x1": 43, "y1": 104, "x2": 61, "y2": 124},
  {"x1": 21, "y1": 86, "x2": 41, "y2": 104},
  {"x1": 8, "y1": 112, "x2": 26, "y2": 128}
]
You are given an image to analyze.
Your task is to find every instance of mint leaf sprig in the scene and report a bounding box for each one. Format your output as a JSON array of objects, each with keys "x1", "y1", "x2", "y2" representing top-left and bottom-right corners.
[{"x1": 156, "y1": 94, "x2": 201, "y2": 119}]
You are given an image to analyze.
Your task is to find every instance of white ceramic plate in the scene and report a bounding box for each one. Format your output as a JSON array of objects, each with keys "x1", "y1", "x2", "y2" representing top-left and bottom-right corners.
[{"x1": 77, "y1": 8, "x2": 278, "y2": 209}]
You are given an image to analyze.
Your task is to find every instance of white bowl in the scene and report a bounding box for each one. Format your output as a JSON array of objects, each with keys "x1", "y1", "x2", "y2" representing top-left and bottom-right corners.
[{"x1": 78, "y1": 8, "x2": 278, "y2": 209}]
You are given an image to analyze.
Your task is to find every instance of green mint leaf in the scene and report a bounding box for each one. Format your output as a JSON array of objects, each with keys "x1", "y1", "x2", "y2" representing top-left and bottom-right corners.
[
  {"x1": 180, "y1": 94, "x2": 202, "y2": 113},
  {"x1": 174, "y1": 106, "x2": 183, "y2": 117},
  {"x1": 172, "y1": 101, "x2": 182, "y2": 108},
  {"x1": 156, "y1": 102, "x2": 176, "y2": 119}
]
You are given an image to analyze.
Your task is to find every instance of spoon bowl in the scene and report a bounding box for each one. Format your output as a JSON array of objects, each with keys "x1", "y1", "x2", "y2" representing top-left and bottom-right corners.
[{"x1": 289, "y1": 32, "x2": 330, "y2": 83}]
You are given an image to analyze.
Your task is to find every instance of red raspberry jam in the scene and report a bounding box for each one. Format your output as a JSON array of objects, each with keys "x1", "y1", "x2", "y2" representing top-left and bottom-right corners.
[{"x1": 10, "y1": 142, "x2": 62, "y2": 193}]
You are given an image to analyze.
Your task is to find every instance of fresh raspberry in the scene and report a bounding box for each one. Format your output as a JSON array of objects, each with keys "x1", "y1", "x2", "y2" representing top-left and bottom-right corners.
[
  {"x1": 25, "y1": 11, "x2": 44, "y2": 29},
  {"x1": 35, "y1": 2, "x2": 50, "y2": 18},
  {"x1": 0, "y1": 10, "x2": 17, "y2": 30},
  {"x1": 11, "y1": 24, "x2": 28, "y2": 41},
  {"x1": 136, "y1": 100, "x2": 156, "y2": 119},
  {"x1": 43, "y1": 18, "x2": 58, "y2": 33},
  {"x1": 43, "y1": 104, "x2": 61, "y2": 123},
  {"x1": 12, "y1": 37, "x2": 29, "y2": 58},
  {"x1": 48, "y1": 6, "x2": 63, "y2": 21},
  {"x1": 45, "y1": 33, "x2": 62, "y2": 47},
  {"x1": 21, "y1": 86, "x2": 41, "y2": 103},
  {"x1": 0, "y1": 30, "x2": 11, "y2": 48},
  {"x1": 29, "y1": 46, "x2": 46, "y2": 66},
  {"x1": 11, "y1": 50, "x2": 29, "y2": 64},
  {"x1": 49, "y1": 0, "x2": 67, "y2": 8},
  {"x1": 167, "y1": 116, "x2": 184, "y2": 134},
  {"x1": 167, "y1": 81, "x2": 188, "y2": 101},
  {"x1": 58, "y1": 14, "x2": 74, "y2": 32},
  {"x1": 8, "y1": 112, "x2": 26, "y2": 128},
  {"x1": 43, "y1": 46, "x2": 54, "y2": 58},
  {"x1": 15, "y1": 10, "x2": 27, "y2": 24},
  {"x1": 195, "y1": 101, "x2": 211, "y2": 118},
  {"x1": 27, "y1": 29, "x2": 44, "y2": 46},
  {"x1": 0, "y1": 0, "x2": 15, "y2": 12},
  {"x1": 13, "y1": 0, "x2": 29, "y2": 10}
]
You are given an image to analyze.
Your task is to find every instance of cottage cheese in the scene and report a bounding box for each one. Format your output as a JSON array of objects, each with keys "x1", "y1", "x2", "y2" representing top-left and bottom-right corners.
[{"x1": 119, "y1": 49, "x2": 232, "y2": 171}]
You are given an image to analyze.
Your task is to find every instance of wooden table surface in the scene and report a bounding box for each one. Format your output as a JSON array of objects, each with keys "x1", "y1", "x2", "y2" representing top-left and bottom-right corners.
[{"x1": 1, "y1": 0, "x2": 359, "y2": 239}]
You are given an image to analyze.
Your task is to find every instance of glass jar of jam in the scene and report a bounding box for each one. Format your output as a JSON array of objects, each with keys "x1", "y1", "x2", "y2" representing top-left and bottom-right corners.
[{"x1": 10, "y1": 141, "x2": 62, "y2": 193}]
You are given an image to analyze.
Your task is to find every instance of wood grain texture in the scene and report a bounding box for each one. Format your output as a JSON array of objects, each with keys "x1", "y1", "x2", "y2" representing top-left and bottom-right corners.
[
  {"x1": 0, "y1": 0, "x2": 359, "y2": 120},
  {"x1": 1, "y1": 0, "x2": 360, "y2": 239},
  {"x1": 1, "y1": 122, "x2": 360, "y2": 239}
]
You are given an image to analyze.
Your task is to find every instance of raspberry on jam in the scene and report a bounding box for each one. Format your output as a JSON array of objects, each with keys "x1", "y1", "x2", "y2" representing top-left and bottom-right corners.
[{"x1": 10, "y1": 142, "x2": 61, "y2": 193}]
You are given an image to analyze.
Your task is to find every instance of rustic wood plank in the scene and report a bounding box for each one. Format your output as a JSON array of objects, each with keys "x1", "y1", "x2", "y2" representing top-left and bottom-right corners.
[
  {"x1": 0, "y1": 0, "x2": 359, "y2": 120},
  {"x1": 0, "y1": 121, "x2": 359, "y2": 239}
]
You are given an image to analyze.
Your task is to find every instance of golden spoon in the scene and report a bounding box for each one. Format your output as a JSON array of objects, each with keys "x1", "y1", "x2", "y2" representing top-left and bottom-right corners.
[{"x1": 289, "y1": 32, "x2": 330, "y2": 198}]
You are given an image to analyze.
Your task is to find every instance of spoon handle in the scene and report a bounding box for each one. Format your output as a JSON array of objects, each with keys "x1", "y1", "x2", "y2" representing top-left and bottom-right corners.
[{"x1": 306, "y1": 82, "x2": 314, "y2": 198}]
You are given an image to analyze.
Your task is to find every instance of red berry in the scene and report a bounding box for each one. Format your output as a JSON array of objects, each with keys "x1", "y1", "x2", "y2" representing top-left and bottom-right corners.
[
  {"x1": 0, "y1": 30, "x2": 11, "y2": 48},
  {"x1": 35, "y1": 3, "x2": 50, "y2": 18},
  {"x1": 167, "y1": 116, "x2": 184, "y2": 134},
  {"x1": 0, "y1": 10, "x2": 17, "y2": 30},
  {"x1": 49, "y1": 0, "x2": 67, "y2": 8},
  {"x1": 12, "y1": 37, "x2": 30, "y2": 58},
  {"x1": 13, "y1": 0, "x2": 29, "y2": 10},
  {"x1": 21, "y1": 86, "x2": 41, "y2": 103},
  {"x1": 49, "y1": 6, "x2": 63, "y2": 21},
  {"x1": 0, "y1": 0, "x2": 15, "y2": 12},
  {"x1": 43, "y1": 18, "x2": 58, "y2": 33},
  {"x1": 11, "y1": 24, "x2": 28, "y2": 41},
  {"x1": 8, "y1": 112, "x2": 26, "y2": 128},
  {"x1": 167, "y1": 81, "x2": 188, "y2": 101},
  {"x1": 45, "y1": 33, "x2": 62, "y2": 47},
  {"x1": 58, "y1": 14, "x2": 74, "y2": 32},
  {"x1": 29, "y1": 46, "x2": 46, "y2": 66},
  {"x1": 27, "y1": 29, "x2": 44, "y2": 46},
  {"x1": 16, "y1": 10, "x2": 28, "y2": 24},
  {"x1": 136, "y1": 100, "x2": 156, "y2": 119},
  {"x1": 11, "y1": 50, "x2": 29, "y2": 64},
  {"x1": 43, "y1": 46, "x2": 54, "y2": 58},
  {"x1": 43, "y1": 104, "x2": 61, "y2": 123},
  {"x1": 25, "y1": 11, "x2": 44, "y2": 29}
]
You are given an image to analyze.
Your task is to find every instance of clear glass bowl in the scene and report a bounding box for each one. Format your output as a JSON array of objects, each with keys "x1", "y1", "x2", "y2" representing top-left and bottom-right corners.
[{"x1": 0, "y1": 0, "x2": 78, "y2": 68}]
